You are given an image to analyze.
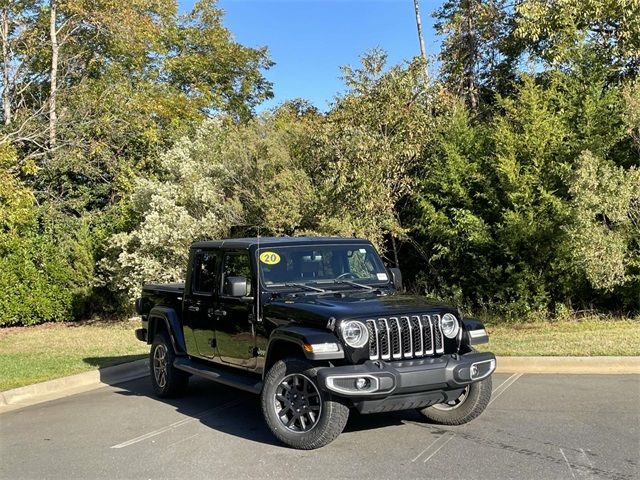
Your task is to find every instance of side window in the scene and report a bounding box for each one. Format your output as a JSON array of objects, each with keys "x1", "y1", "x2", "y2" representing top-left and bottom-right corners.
[
  {"x1": 221, "y1": 252, "x2": 253, "y2": 296},
  {"x1": 193, "y1": 251, "x2": 218, "y2": 294}
]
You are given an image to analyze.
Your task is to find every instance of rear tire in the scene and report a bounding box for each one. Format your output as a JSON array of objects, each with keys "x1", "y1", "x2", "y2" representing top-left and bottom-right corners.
[
  {"x1": 261, "y1": 358, "x2": 349, "y2": 449},
  {"x1": 150, "y1": 332, "x2": 189, "y2": 398},
  {"x1": 417, "y1": 376, "x2": 492, "y2": 425}
]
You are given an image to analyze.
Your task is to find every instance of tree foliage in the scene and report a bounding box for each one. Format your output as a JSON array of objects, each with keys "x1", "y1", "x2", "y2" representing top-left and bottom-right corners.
[
  {"x1": 0, "y1": 0, "x2": 273, "y2": 324},
  {"x1": 1, "y1": 0, "x2": 639, "y2": 325}
]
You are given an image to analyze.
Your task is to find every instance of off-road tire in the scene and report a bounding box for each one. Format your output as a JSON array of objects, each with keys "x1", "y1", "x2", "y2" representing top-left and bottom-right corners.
[
  {"x1": 417, "y1": 375, "x2": 492, "y2": 425},
  {"x1": 150, "y1": 332, "x2": 189, "y2": 398},
  {"x1": 261, "y1": 358, "x2": 349, "y2": 449}
]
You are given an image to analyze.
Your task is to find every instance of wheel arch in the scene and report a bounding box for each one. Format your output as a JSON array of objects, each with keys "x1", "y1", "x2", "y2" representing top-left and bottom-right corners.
[
  {"x1": 263, "y1": 326, "x2": 344, "y2": 379},
  {"x1": 147, "y1": 306, "x2": 187, "y2": 355}
]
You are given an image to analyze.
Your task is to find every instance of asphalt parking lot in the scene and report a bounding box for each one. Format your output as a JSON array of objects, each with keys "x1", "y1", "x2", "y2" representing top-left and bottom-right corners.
[{"x1": 1, "y1": 372, "x2": 638, "y2": 480}]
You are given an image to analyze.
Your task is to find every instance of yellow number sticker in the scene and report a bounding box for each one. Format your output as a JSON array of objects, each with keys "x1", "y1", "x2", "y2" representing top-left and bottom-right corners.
[{"x1": 259, "y1": 251, "x2": 281, "y2": 265}]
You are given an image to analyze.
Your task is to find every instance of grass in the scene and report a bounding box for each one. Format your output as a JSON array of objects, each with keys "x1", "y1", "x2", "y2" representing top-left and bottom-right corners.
[
  {"x1": 1, "y1": 315, "x2": 638, "y2": 392},
  {"x1": 0, "y1": 317, "x2": 147, "y2": 391},
  {"x1": 475, "y1": 317, "x2": 640, "y2": 356}
]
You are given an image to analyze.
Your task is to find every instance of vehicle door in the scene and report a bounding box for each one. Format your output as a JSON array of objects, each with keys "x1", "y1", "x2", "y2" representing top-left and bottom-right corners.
[
  {"x1": 215, "y1": 250, "x2": 257, "y2": 369},
  {"x1": 182, "y1": 249, "x2": 219, "y2": 358}
]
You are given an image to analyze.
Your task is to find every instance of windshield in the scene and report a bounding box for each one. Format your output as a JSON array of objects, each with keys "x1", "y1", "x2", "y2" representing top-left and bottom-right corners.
[{"x1": 257, "y1": 244, "x2": 389, "y2": 289}]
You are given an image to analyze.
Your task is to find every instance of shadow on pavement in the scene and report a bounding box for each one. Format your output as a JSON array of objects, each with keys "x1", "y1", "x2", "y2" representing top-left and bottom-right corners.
[{"x1": 105, "y1": 371, "x2": 422, "y2": 448}]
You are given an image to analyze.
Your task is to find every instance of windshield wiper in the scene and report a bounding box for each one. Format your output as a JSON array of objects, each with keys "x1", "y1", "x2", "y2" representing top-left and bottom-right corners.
[
  {"x1": 270, "y1": 282, "x2": 326, "y2": 292},
  {"x1": 333, "y1": 279, "x2": 374, "y2": 290}
]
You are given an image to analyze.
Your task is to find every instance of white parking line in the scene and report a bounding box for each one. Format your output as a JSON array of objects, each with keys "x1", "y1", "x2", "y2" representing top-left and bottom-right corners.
[
  {"x1": 111, "y1": 399, "x2": 241, "y2": 449},
  {"x1": 579, "y1": 448, "x2": 594, "y2": 469},
  {"x1": 488, "y1": 373, "x2": 523, "y2": 406},
  {"x1": 412, "y1": 435, "x2": 445, "y2": 462},
  {"x1": 560, "y1": 448, "x2": 577, "y2": 478},
  {"x1": 423, "y1": 433, "x2": 455, "y2": 464},
  {"x1": 412, "y1": 432, "x2": 455, "y2": 463}
]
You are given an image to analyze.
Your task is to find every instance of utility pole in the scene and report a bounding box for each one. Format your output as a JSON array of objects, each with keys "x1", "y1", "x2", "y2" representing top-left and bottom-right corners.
[{"x1": 413, "y1": 0, "x2": 429, "y2": 82}]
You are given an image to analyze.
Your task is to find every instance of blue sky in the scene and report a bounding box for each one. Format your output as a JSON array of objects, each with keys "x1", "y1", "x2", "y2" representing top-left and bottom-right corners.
[{"x1": 178, "y1": 0, "x2": 441, "y2": 111}]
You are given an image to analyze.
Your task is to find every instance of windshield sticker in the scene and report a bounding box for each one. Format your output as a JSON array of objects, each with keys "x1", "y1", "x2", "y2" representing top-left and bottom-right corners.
[
  {"x1": 259, "y1": 251, "x2": 281, "y2": 265},
  {"x1": 377, "y1": 273, "x2": 389, "y2": 281}
]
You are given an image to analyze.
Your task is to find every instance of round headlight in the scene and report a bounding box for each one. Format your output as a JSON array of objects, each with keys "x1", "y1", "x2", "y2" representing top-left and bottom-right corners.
[
  {"x1": 340, "y1": 320, "x2": 369, "y2": 348},
  {"x1": 441, "y1": 313, "x2": 460, "y2": 339}
]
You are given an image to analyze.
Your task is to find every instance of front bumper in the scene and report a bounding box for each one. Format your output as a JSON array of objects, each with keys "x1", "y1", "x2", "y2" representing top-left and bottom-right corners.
[{"x1": 316, "y1": 352, "x2": 496, "y2": 413}]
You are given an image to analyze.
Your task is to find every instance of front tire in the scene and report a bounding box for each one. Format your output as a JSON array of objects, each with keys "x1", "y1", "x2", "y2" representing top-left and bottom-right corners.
[
  {"x1": 418, "y1": 376, "x2": 492, "y2": 425},
  {"x1": 261, "y1": 358, "x2": 349, "y2": 449},
  {"x1": 150, "y1": 332, "x2": 189, "y2": 398}
]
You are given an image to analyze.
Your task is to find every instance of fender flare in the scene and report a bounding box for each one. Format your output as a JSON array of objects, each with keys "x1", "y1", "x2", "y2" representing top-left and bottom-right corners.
[
  {"x1": 264, "y1": 326, "x2": 344, "y2": 375},
  {"x1": 147, "y1": 306, "x2": 187, "y2": 355},
  {"x1": 461, "y1": 319, "x2": 489, "y2": 345}
]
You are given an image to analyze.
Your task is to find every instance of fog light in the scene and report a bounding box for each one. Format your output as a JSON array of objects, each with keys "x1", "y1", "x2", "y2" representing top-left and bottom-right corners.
[
  {"x1": 469, "y1": 359, "x2": 496, "y2": 380},
  {"x1": 355, "y1": 377, "x2": 370, "y2": 390}
]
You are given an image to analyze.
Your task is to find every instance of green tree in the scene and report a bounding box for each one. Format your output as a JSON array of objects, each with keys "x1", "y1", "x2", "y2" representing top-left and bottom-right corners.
[
  {"x1": 0, "y1": 143, "x2": 93, "y2": 325},
  {"x1": 516, "y1": 0, "x2": 640, "y2": 79},
  {"x1": 434, "y1": 0, "x2": 515, "y2": 109},
  {"x1": 307, "y1": 50, "x2": 433, "y2": 256},
  {"x1": 98, "y1": 113, "x2": 316, "y2": 301},
  {"x1": 0, "y1": 0, "x2": 274, "y2": 322}
]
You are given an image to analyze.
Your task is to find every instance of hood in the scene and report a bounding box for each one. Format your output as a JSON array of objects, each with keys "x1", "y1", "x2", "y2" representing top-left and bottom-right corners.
[{"x1": 263, "y1": 291, "x2": 457, "y2": 327}]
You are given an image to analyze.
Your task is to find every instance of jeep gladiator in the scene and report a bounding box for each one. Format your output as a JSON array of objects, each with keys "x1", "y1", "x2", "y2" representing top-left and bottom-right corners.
[{"x1": 135, "y1": 237, "x2": 496, "y2": 449}]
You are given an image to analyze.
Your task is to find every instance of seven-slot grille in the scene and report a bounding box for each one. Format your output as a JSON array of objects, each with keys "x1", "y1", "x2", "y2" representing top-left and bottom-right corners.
[{"x1": 365, "y1": 315, "x2": 445, "y2": 361}]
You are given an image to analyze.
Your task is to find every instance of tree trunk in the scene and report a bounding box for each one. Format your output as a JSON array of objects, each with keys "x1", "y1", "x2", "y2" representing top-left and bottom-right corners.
[
  {"x1": 1, "y1": 8, "x2": 11, "y2": 125},
  {"x1": 463, "y1": 0, "x2": 478, "y2": 110},
  {"x1": 412, "y1": 0, "x2": 429, "y2": 82},
  {"x1": 49, "y1": 0, "x2": 58, "y2": 147},
  {"x1": 391, "y1": 235, "x2": 400, "y2": 268}
]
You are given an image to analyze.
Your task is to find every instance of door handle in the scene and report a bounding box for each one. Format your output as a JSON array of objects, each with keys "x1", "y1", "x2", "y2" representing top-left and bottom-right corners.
[
  {"x1": 213, "y1": 309, "x2": 227, "y2": 317},
  {"x1": 188, "y1": 305, "x2": 200, "y2": 312}
]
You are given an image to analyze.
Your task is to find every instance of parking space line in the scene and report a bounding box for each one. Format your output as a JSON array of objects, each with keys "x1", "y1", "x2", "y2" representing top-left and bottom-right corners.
[
  {"x1": 560, "y1": 448, "x2": 577, "y2": 478},
  {"x1": 412, "y1": 432, "x2": 455, "y2": 463},
  {"x1": 412, "y1": 435, "x2": 445, "y2": 462},
  {"x1": 494, "y1": 373, "x2": 519, "y2": 391},
  {"x1": 488, "y1": 373, "x2": 523, "y2": 406},
  {"x1": 167, "y1": 433, "x2": 200, "y2": 449},
  {"x1": 423, "y1": 433, "x2": 455, "y2": 464},
  {"x1": 579, "y1": 448, "x2": 594, "y2": 469},
  {"x1": 110, "y1": 399, "x2": 241, "y2": 449}
]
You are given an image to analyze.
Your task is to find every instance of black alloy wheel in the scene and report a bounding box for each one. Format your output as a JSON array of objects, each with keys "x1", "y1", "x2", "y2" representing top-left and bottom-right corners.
[
  {"x1": 274, "y1": 373, "x2": 322, "y2": 432},
  {"x1": 149, "y1": 332, "x2": 189, "y2": 398},
  {"x1": 261, "y1": 358, "x2": 349, "y2": 449}
]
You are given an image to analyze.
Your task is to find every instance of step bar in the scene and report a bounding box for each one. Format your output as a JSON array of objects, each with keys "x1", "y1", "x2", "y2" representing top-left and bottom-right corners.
[{"x1": 173, "y1": 357, "x2": 263, "y2": 395}]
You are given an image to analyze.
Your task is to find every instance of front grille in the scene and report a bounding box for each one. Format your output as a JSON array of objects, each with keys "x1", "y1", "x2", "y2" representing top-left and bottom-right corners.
[{"x1": 366, "y1": 315, "x2": 445, "y2": 361}]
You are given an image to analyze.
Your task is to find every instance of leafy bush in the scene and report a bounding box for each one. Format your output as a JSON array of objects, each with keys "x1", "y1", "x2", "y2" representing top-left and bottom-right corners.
[
  {"x1": 0, "y1": 151, "x2": 95, "y2": 326},
  {"x1": 97, "y1": 116, "x2": 318, "y2": 301},
  {"x1": 0, "y1": 234, "x2": 74, "y2": 326}
]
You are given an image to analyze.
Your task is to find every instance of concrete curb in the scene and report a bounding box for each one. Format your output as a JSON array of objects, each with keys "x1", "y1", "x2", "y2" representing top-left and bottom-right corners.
[
  {"x1": 1, "y1": 356, "x2": 638, "y2": 414},
  {"x1": 0, "y1": 359, "x2": 149, "y2": 413},
  {"x1": 496, "y1": 356, "x2": 640, "y2": 374}
]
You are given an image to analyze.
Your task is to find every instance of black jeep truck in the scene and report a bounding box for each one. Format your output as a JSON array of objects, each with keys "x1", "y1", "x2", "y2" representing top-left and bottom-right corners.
[{"x1": 135, "y1": 237, "x2": 496, "y2": 449}]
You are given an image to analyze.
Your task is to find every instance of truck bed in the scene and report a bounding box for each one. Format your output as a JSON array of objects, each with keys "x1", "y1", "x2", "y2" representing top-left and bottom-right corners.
[
  {"x1": 144, "y1": 283, "x2": 185, "y2": 294},
  {"x1": 140, "y1": 282, "x2": 185, "y2": 315}
]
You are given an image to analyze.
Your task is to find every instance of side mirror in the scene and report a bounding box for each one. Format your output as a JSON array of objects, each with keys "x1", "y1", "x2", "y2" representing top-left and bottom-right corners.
[
  {"x1": 224, "y1": 276, "x2": 249, "y2": 297},
  {"x1": 389, "y1": 267, "x2": 403, "y2": 291}
]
